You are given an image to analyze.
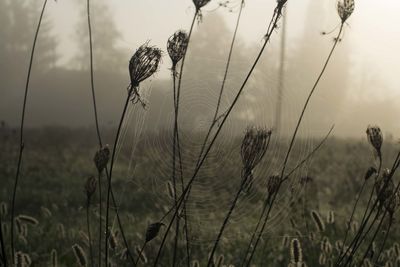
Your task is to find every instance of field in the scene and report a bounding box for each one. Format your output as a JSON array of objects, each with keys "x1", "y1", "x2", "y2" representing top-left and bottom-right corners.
[{"x1": 1, "y1": 126, "x2": 400, "y2": 266}]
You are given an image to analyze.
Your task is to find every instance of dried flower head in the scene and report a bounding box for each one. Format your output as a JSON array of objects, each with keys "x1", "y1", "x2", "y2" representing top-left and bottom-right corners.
[
  {"x1": 167, "y1": 30, "x2": 189, "y2": 67},
  {"x1": 94, "y1": 145, "x2": 110, "y2": 173},
  {"x1": 129, "y1": 43, "x2": 162, "y2": 87},
  {"x1": 241, "y1": 126, "x2": 271, "y2": 172},
  {"x1": 366, "y1": 125, "x2": 383, "y2": 157},
  {"x1": 85, "y1": 176, "x2": 97, "y2": 200},
  {"x1": 193, "y1": 0, "x2": 211, "y2": 10},
  {"x1": 145, "y1": 222, "x2": 164, "y2": 242},
  {"x1": 267, "y1": 175, "x2": 281, "y2": 196},
  {"x1": 337, "y1": 0, "x2": 354, "y2": 23}
]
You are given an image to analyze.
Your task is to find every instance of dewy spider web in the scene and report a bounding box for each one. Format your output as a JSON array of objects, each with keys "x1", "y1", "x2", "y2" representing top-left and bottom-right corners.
[{"x1": 109, "y1": 52, "x2": 321, "y2": 248}]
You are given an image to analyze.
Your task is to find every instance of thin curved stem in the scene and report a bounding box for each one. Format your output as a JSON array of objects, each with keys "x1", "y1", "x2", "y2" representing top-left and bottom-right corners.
[
  {"x1": 105, "y1": 88, "x2": 133, "y2": 264},
  {"x1": 86, "y1": 199, "x2": 94, "y2": 267},
  {"x1": 372, "y1": 216, "x2": 393, "y2": 266},
  {"x1": 97, "y1": 172, "x2": 103, "y2": 267},
  {"x1": 10, "y1": 0, "x2": 48, "y2": 262},
  {"x1": 0, "y1": 215, "x2": 6, "y2": 266}
]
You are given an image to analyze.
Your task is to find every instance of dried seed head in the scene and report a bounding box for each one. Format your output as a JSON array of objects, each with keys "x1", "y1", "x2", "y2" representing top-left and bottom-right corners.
[
  {"x1": 15, "y1": 251, "x2": 26, "y2": 267},
  {"x1": 94, "y1": 145, "x2": 110, "y2": 173},
  {"x1": 375, "y1": 168, "x2": 399, "y2": 215},
  {"x1": 167, "y1": 30, "x2": 189, "y2": 66},
  {"x1": 129, "y1": 43, "x2": 162, "y2": 87},
  {"x1": 365, "y1": 167, "x2": 377, "y2": 180},
  {"x1": 318, "y1": 253, "x2": 326, "y2": 265},
  {"x1": 72, "y1": 244, "x2": 87, "y2": 267},
  {"x1": 366, "y1": 125, "x2": 383, "y2": 156},
  {"x1": 109, "y1": 230, "x2": 118, "y2": 250},
  {"x1": 311, "y1": 210, "x2": 325, "y2": 232},
  {"x1": 193, "y1": 0, "x2": 211, "y2": 10},
  {"x1": 192, "y1": 260, "x2": 200, "y2": 267},
  {"x1": 40, "y1": 206, "x2": 52, "y2": 218},
  {"x1": 145, "y1": 222, "x2": 164, "y2": 242},
  {"x1": 241, "y1": 126, "x2": 271, "y2": 171},
  {"x1": 57, "y1": 223, "x2": 65, "y2": 239},
  {"x1": 282, "y1": 234, "x2": 290, "y2": 248},
  {"x1": 290, "y1": 238, "x2": 303, "y2": 264},
  {"x1": 337, "y1": 0, "x2": 354, "y2": 23},
  {"x1": 267, "y1": 175, "x2": 281, "y2": 196},
  {"x1": 85, "y1": 176, "x2": 97, "y2": 200}
]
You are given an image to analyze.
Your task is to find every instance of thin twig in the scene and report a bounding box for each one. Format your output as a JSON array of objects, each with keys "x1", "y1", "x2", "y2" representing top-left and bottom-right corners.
[{"x1": 86, "y1": 199, "x2": 94, "y2": 267}]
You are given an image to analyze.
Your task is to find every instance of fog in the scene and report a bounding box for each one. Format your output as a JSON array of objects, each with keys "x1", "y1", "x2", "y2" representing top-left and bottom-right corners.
[{"x1": 1, "y1": 0, "x2": 399, "y2": 138}]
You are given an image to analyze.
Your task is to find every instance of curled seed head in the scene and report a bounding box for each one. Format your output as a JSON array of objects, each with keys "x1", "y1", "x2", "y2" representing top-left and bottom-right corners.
[
  {"x1": 366, "y1": 125, "x2": 383, "y2": 156},
  {"x1": 94, "y1": 145, "x2": 110, "y2": 173},
  {"x1": 129, "y1": 43, "x2": 162, "y2": 87},
  {"x1": 311, "y1": 210, "x2": 325, "y2": 232},
  {"x1": 193, "y1": 0, "x2": 211, "y2": 10},
  {"x1": 72, "y1": 244, "x2": 87, "y2": 267},
  {"x1": 85, "y1": 176, "x2": 97, "y2": 200},
  {"x1": 337, "y1": 0, "x2": 354, "y2": 23},
  {"x1": 290, "y1": 238, "x2": 303, "y2": 263},
  {"x1": 241, "y1": 126, "x2": 271, "y2": 172},
  {"x1": 167, "y1": 30, "x2": 189, "y2": 66},
  {"x1": 145, "y1": 222, "x2": 164, "y2": 242}
]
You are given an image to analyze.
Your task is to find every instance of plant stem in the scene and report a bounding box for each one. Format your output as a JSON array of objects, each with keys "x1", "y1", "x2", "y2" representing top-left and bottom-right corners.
[
  {"x1": 0, "y1": 214, "x2": 6, "y2": 267},
  {"x1": 97, "y1": 172, "x2": 103, "y2": 267},
  {"x1": 372, "y1": 216, "x2": 393, "y2": 266},
  {"x1": 105, "y1": 88, "x2": 133, "y2": 265},
  {"x1": 245, "y1": 23, "x2": 344, "y2": 266},
  {"x1": 86, "y1": 199, "x2": 94, "y2": 267},
  {"x1": 10, "y1": 0, "x2": 48, "y2": 262},
  {"x1": 153, "y1": 3, "x2": 286, "y2": 265}
]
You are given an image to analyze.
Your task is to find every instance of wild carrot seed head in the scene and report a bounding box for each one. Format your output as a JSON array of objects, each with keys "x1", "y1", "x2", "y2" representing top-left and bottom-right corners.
[
  {"x1": 337, "y1": 0, "x2": 355, "y2": 23},
  {"x1": 84, "y1": 175, "x2": 97, "y2": 200},
  {"x1": 129, "y1": 43, "x2": 162, "y2": 87},
  {"x1": 193, "y1": 0, "x2": 211, "y2": 10},
  {"x1": 366, "y1": 125, "x2": 383, "y2": 157},
  {"x1": 94, "y1": 145, "x2": 110, "y2": 173},
  {"x1": 167, "y1": 30, "x2": 189, "y2": 67}
]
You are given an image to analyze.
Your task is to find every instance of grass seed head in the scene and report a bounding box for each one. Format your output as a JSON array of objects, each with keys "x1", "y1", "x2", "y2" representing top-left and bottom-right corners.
[
  {"x1": 290, "y1": 238, "x2": 303, "y2": 264},
  {"x1": 311, "y1": 210, "x2": 325, "y2": 232},
  {"x1": 72, "y1": 244, "x2": 87, "y2": 267},
  {"x1": 167, "y1": 30, "x2": 189, "y2": 67},
  {"x1": 51, "y1": 249, "x2": 58, "y2": 267},
  {"x1": 129, "y1": 43, "x2": 162, "y2": 87},
  {"x1": 18, "y1": 215, "x2": 38, "y2": 225}
]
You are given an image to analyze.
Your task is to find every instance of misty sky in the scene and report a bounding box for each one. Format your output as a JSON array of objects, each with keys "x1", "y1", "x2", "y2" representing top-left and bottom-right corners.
[{"x1": 3, "y1": 0, "x2": 400, "y2": 137}]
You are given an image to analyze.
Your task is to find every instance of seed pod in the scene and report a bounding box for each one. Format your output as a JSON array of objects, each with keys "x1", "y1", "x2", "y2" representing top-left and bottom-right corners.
[
  {"x1": 366, "y1": 125, "x2": 383, "y2": 157},
  {"x1": 145, "y1": 222, "x2": 164, "y2": 242},
  {"x1": 72, "y1": 244, "x2": 87, "y2": 267},
  {"x1": 337, "y1": 0, "x2": 354, "y2": 23},
  {"x1": 327, "y1": 210, "x2": 335, "y2": 224},
  {"x1": 85, "y1": 175, "x2": 97, "y2": 200},
  {"x1": 94, "y1": 145, "x2": 110, "y2": 173},
  {"x1": 167, "y1": 30, "x2": 189, "y2": 67},
  {"x1": 290, "y1": 238, "x2": 303, "y2": 264},
  {"x1": 129, "y1": 43, "x2": 162, "y2": 87}
]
